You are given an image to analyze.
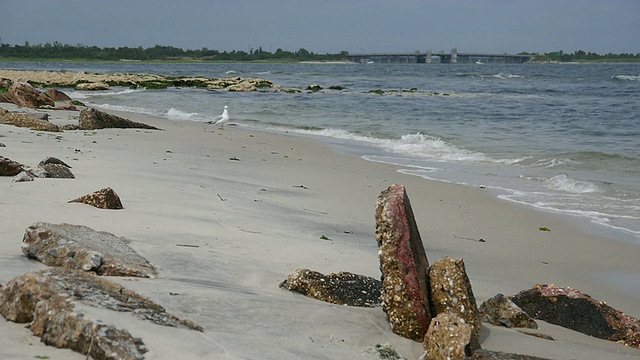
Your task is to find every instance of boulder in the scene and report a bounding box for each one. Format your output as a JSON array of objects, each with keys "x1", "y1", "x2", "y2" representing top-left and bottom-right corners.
[
  {"x1": 279, "y1": 268, "x2": 382, "y2": 307},
  {"x1": 69, "y1": 187, "x2": 124, "y2": 209},
  {"x1": 22, "y1": 222, "x2": 158, "y2": 278},
  {"x1": 79, "y1": 108, "x2": 161, "y2": 130},
  {"x1": 6, "y1": 81, "x2": 55, "y2": 108},
  {"x1": 35, "y1": 156, "x2": 74, "y2": 178},
  {"x1": 375, "y1": 184, "x2": 432, "y2": 341},
  {"x1": 0, "y1": 107, "x2": 61, "y2": 132},
  {"x1": 0, "y1": 155, "x2": 24, "y2": 176},
  {"x1": 12, "y1": 170, "x2": 35, "y2": 182},
  {"x1": 423, "y1": 311, "x2": 472, "y2": 360},
  {"x1": 0, "y1": 77, "x2": 12, "y2": 89},
  {"x1": 429, "y1": 257, "x2": 482, "y2": 352},
  {"x1": 0, "y1": 93, "x2": 11, "y2": 103},
  {"x1": 44, "y1": 88, "x2": 72, "y2": 101},
  {"x1": 0, "y1": 268, "x2": 202, "y2": 359},
  {"x1": 510, "y1": 284, "x2": 640, "y2": 348},
  {"x1": 479, "y1": 293, "x2": 537, "y2": 329},
  {"x1": 75, "y1": 82, "x2": 110, "y2": 90}
]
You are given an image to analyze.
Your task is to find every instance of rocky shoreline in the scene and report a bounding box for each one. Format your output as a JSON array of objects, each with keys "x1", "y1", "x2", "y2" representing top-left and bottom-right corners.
[{"x1": 0, "y1": 69, "x2": 273, "y2": 91}]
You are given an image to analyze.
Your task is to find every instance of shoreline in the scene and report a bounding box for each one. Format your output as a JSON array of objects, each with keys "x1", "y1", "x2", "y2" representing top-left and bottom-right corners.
[{"x1": 1, "y1": 103, "x2": 640, "y2": 359}]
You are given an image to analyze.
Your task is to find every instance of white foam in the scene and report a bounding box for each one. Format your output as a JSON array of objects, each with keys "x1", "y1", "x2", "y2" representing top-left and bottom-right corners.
[
  {"x1": 612, "y1": 74, "x2": 640, "y2": 81},
  {"x1": 545, "y1": 174, "x2": 600, "y2": 194},
  {"x1": 167, "y1": 108, "x2": 200, "y2": 121}
]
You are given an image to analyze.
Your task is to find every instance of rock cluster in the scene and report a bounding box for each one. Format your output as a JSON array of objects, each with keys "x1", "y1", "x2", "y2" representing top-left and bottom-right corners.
[
  {"x1": 6, "y1": 81, "x2": 55, "y2": 108},
  {"x1": 0, "y1": 268, "x2": 201, "y2": 360}
]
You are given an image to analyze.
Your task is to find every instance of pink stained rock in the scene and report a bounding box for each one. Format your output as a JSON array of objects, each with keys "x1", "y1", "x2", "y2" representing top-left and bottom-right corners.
[{"x1": 375, "y1": 184, "x2": 432, "y2": 341}]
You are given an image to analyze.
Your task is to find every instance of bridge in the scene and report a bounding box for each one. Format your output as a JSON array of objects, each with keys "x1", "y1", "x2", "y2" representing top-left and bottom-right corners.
[{"x1": 346, "y1": 49, "x2": 535, "y2": 64}]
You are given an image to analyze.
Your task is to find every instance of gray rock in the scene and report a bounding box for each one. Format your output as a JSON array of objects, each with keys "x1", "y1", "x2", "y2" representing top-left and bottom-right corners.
[
  {"x1": 22, "y1": 222, "x2": 158, "y2": 278},
  {"x1": 79, "y1": 108, "x2": 161, "y2": 130},
  {"x1": 479, "y1": 293, "x2": 537, "y2": 329},
  {"x1": 0, "y1": 155, "x2": 24, "y2": 176}
]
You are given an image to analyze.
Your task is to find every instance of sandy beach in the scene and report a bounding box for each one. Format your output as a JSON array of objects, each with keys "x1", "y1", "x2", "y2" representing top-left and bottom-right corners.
[{"x1": 1, "y1": 102, "x2": 639, "y2": 359}]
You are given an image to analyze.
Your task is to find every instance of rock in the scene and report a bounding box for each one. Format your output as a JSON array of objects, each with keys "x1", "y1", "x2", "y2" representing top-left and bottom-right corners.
[
  {"x1": 22, "y1": 222, "x2": 158, "y2": 278},
  {"x1": 0, "y1": 93, "x2": 11, "y2": 103},
  {"x1": 0, "y1": 268, "x2": 202, "y2": 359},
  {"x1": 479, "y1": 293, "x2": 537, "y2": 329},
  {"x1": 35, "y1": 156, "x2": 74, "y2": 178},
  {"x1": 75, "y1": 82, "x2": 110, "y2": 90},
  {"x1": 429, "y1": 257, "x2": 482, "y2": 352},
  {"x1": 466, "y1": 349, "x2": 552, "y2": 359},
  {"x1": 0, "y1": 77, "x2": 12, "y2": 89},
  {"x1": 79, "y1": 108, "x2": 161, "y2": 130},
  {"x1": 69, "y1": 187, "x2": 124, "y2": 209},
  {"x1": 6, "y1": 81, "x2": 55, "y2": 108},
  {"x1": 12, "y1": 170, "x2": 35, "y2": 182},
  {"x1": 510, "y1": 284, "x2": 640, "y2": 348},
  {"x1": 423, "y1": 311, "x2": 472, "y2": 360},
  {"x1": 375, "y1": 184, "x2": 432, "y2": 341},
  {"x1": 44, "y1": 88, "x2": 72, "y2": 101},
  {"x1": 0, "y1": 107, "x2": 61, "y2": 132},
  {"x1": 0, "y1": 155, "x2": 24, "y2": 176},
  {"x1": 279, "y1": 268, "x2": 382, "y2": 307},
  {"x1": 306, "y1": 84, "x2": 323, "y2": 92},
  {"x1": 226, "y1": 80, "x2": 256, "y2": 92}
]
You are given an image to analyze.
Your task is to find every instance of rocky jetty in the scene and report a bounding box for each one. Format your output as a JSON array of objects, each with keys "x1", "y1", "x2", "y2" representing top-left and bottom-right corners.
[{"x1": 0, "y1": 69, "x2": 273, "y2": 91}]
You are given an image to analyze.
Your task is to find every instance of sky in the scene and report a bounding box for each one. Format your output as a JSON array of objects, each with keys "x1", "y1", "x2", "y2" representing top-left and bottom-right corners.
[{"x1": 1, "y1": 0, "x2": 639, "y2": 55}]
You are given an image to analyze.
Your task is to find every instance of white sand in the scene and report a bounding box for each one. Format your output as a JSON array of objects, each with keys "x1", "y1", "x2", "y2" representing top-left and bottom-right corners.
[{"x1": 1, "y1": 103, "x2": 639, "y2": 359}]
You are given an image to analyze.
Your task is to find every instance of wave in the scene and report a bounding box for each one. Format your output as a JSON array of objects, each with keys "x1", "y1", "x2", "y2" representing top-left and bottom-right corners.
[
  {"x1": 167, "y1": 108, "x2": 201, "y2": 121},
  {"x1": 612, "y1": 74, "x2": 640, "y2": 81},
  {"x1": 95, "y1": 103, "x2": 160, "y2": 117},
  {"x1": 490, "y1": 73, "x2": 524, "y2": 79},
  {"x1": 68, "y1": 88, "x2": 144, "y2": 99},
  {"x1": 545, "y1": 174, "x2": 600, "y2": 194}
]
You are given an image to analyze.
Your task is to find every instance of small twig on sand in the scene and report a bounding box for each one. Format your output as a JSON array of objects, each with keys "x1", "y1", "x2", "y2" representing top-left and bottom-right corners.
[
  {"x1": 293, "y1": 185, "x2": 308, "y2": 189},
  {"x1": 452, "y1": 233, "x2": 486, "y2": 243},
  {"x1": 177, "y1": 244, "x2": 200, "y2": 248},
  {"x1": 217, "y1": 194, "x2": 226, "y2": 201},
  {"x1": 86, "y1": 335, "x2": 95, "y2": 360}
]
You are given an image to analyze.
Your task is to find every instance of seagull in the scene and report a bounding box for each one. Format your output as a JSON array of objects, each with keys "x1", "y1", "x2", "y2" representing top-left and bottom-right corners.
[{"x1": 206, "y1": 105, "x2": 229, "y2": 129}]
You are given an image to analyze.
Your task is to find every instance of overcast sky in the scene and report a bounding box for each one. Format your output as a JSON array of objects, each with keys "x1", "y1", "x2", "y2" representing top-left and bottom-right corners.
[{"x1": 1, "y1": 0, "x2": 638, "y2": 55}]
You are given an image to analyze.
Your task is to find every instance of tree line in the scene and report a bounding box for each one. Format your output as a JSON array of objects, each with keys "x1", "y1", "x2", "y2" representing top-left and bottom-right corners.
[
  {"x1": 0, "y1": 41, "x2": 637, "y2": 62},
  {"x1": 0, "y1": 41, "x2": 348, "y2": 62}
]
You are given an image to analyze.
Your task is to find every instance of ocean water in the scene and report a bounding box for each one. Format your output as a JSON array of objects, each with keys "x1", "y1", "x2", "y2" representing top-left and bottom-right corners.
[{"x1": 2, "y1": 61, "x2": 639, "y2": 242}]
